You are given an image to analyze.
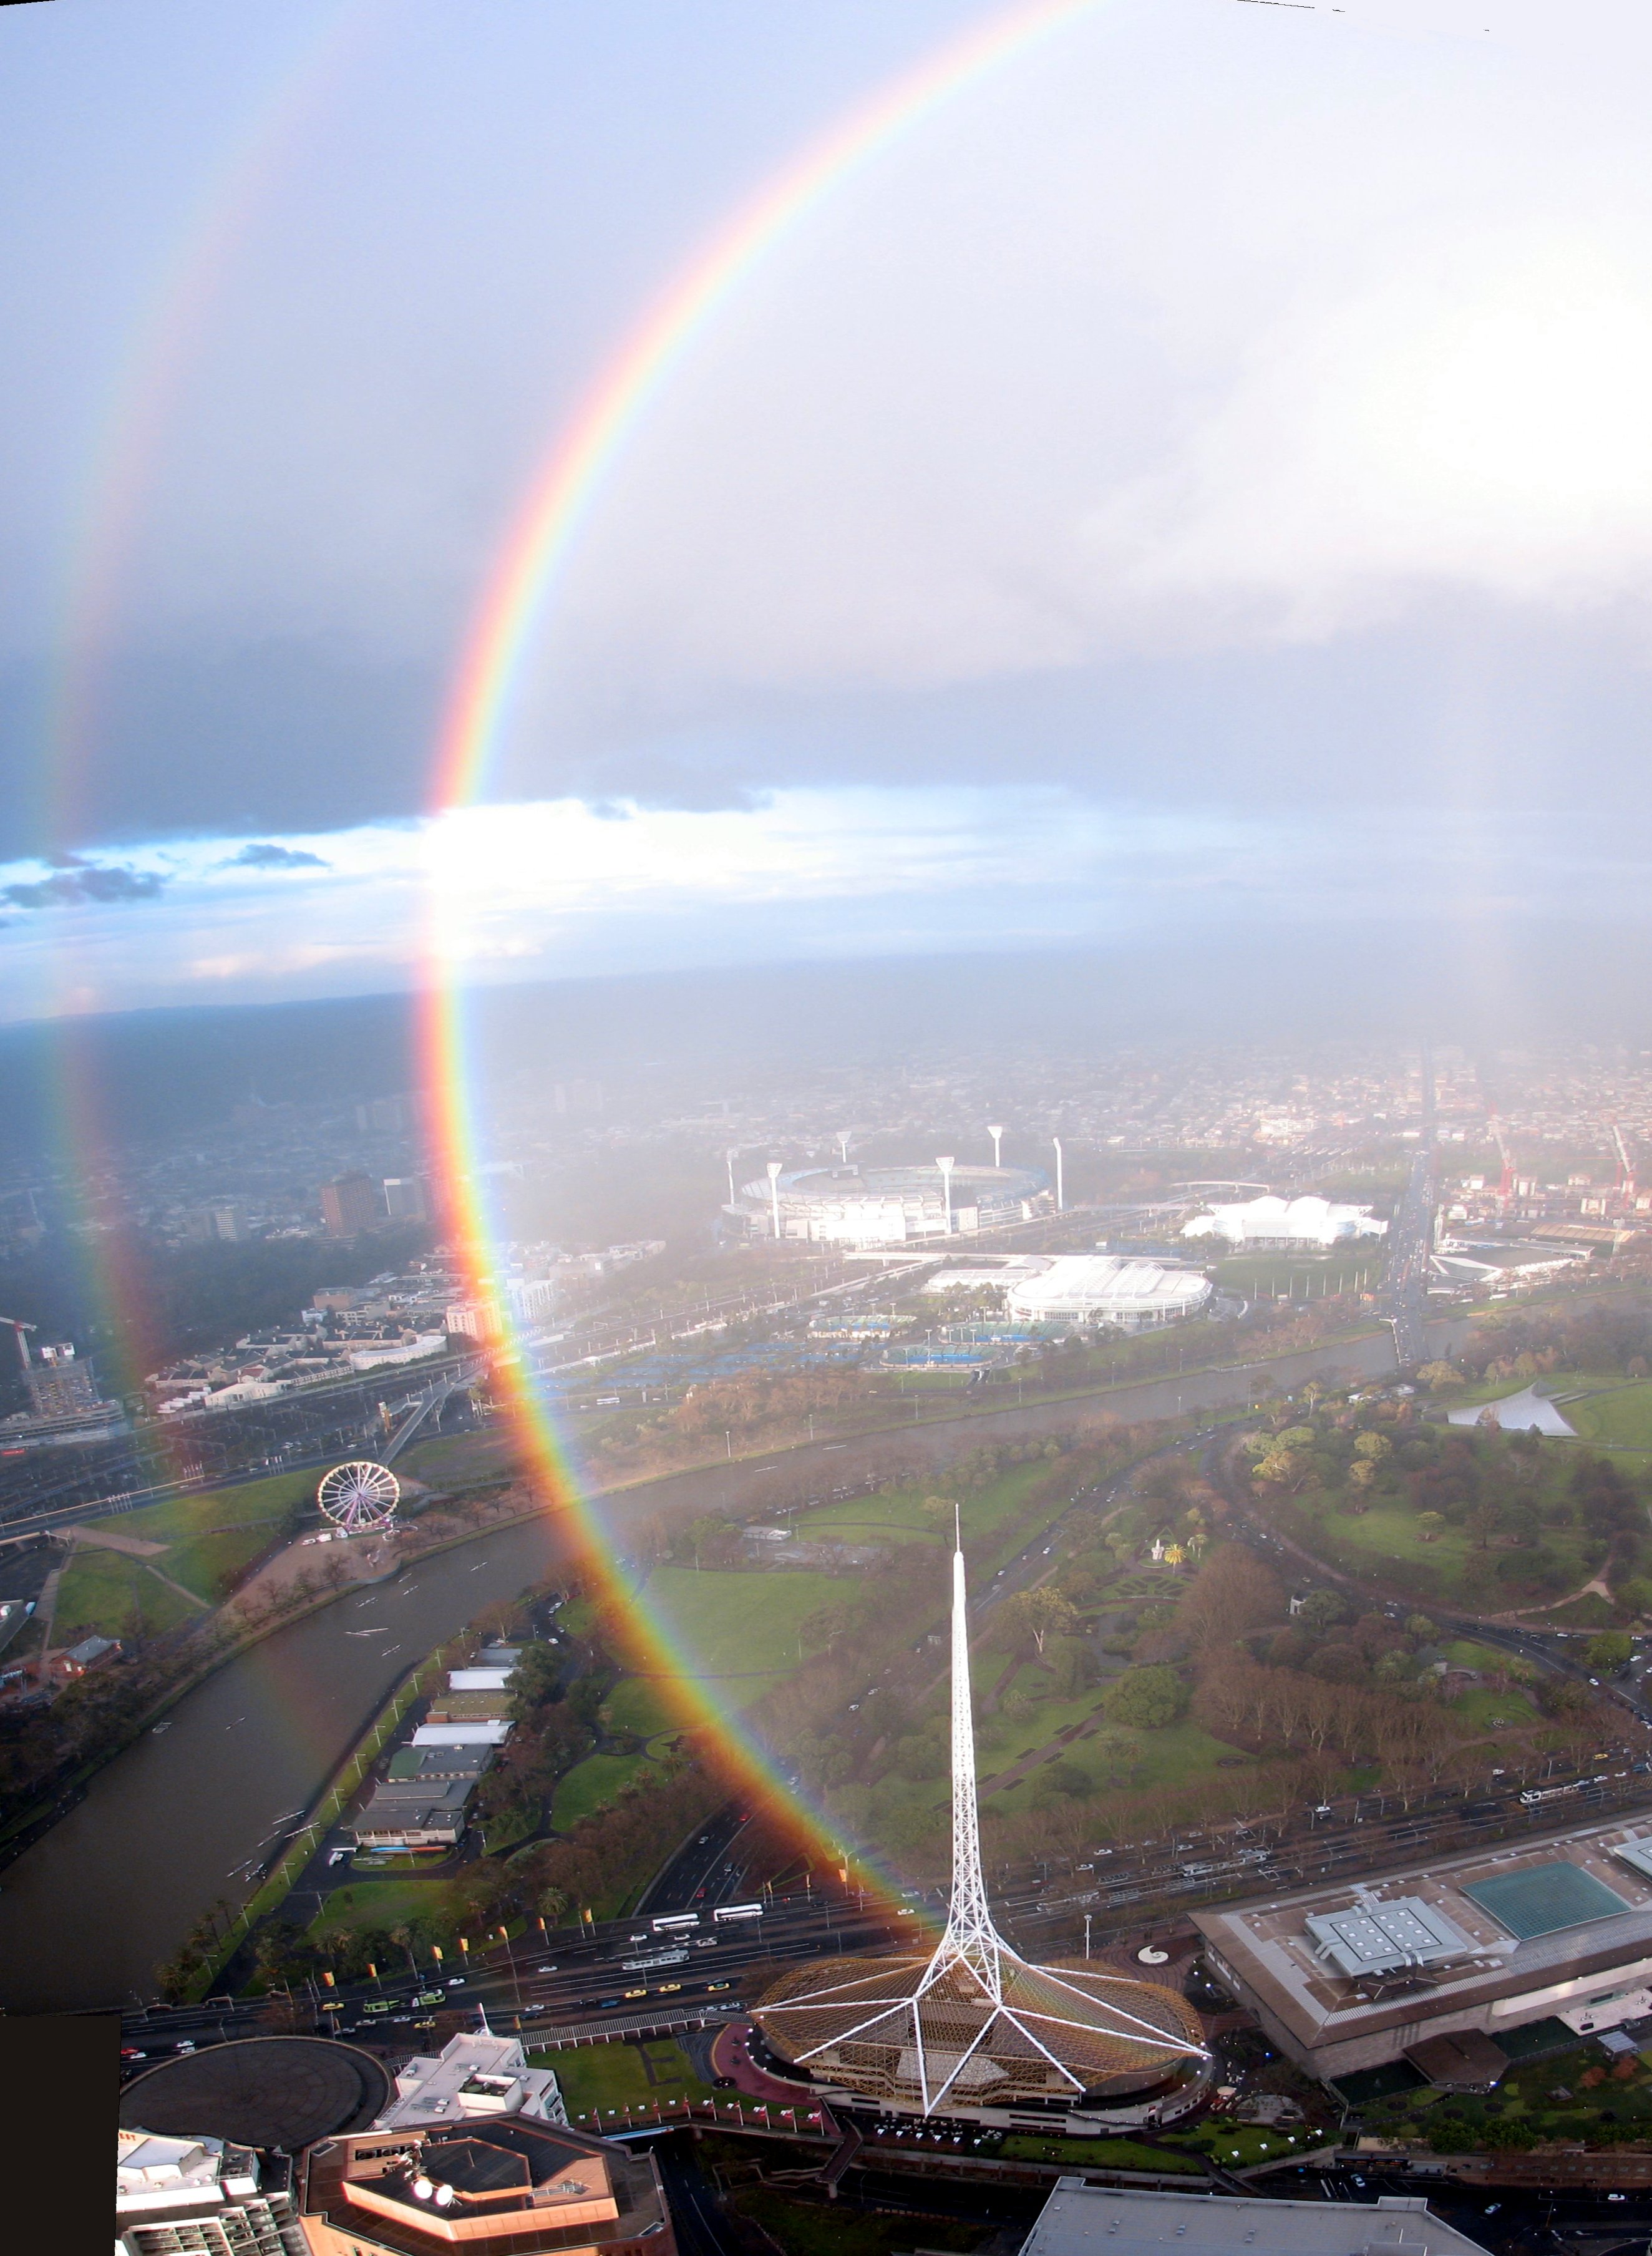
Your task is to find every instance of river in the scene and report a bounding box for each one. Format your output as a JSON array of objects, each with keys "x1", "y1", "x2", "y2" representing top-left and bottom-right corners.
[{"x1": 0, "y1": 1323, "x2": 1416, "y2": 2011}]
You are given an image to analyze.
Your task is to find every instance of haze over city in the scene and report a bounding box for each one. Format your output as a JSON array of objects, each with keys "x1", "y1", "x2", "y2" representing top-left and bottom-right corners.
[{"x1": 11, "y1": 4, "x2": 1652, "y2": 2252}]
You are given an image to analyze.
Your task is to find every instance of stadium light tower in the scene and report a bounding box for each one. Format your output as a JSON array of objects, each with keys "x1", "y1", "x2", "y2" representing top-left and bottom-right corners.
[
  {"x1": 766, "y1": 1160, "x2": 784, "y2": 1240},
  {"x1": 936, "y1": 1155, "x2": 955, "y2": 1235},
  {"x1": 837, "y1": 1130, "x2": 852, "y2": 1165},
  {"x1": 1052, "y1": 1136, "x2": 1065, "y2": 1212},
  {"x1": 988, "y1": 1123, "x2": 1004, "y2": 1169},
  {"x1": 726, "y1": 1149, "x2": 739, "y2": 1205}
]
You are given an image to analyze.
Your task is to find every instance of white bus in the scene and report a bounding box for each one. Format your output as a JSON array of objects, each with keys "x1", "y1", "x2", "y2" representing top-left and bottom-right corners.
[
  {"x1": 650, "y1": 1913, "x2": 700, "y2": 1933},
  {"x1": 713, "y1": 1902, "x2": 764, "y2": 1923}
]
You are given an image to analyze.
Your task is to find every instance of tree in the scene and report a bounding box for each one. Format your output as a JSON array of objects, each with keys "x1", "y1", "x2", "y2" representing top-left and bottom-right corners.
[
  {"x1": 1353, "y1": 1431, "x2": 1391, "y2": 1464},
  {"x1": 1101, "y1": 1665, "x2": 1187, "y2": 1731},
  {"x1": 1000, "y1": 1587, "x2": 1079, "y2": 1658},
  {"x1": 537, "y1": 1884, "x2": 570, "y2": 1926},
  {"x1": 1417, "y1": 1361, "x2": 1464, "y2": 1391},
  {"x1": 1416, "y1": 1512, "x2": 1446, "y2": 1543},
  {"x1": 1296, "y1": 1590, "x2": 1346, "y2": 1630},
  {"x1": 1583, "y1": 1631, "x2": 1634, "y2": 1674}
]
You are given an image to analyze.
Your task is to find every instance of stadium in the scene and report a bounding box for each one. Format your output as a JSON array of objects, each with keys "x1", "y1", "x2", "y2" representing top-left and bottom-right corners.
[{"x1": 727, "y1": 1159, "x2": 1049, "y2": 1246}]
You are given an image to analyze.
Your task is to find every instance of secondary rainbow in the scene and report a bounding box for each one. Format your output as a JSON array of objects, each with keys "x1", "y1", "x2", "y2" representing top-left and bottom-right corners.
[{"x1": 423, "y1": 0, "x2": 1111, "y2": 1867}]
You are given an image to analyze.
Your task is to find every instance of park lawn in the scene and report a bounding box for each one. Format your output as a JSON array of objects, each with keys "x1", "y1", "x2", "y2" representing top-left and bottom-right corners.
[
  {"x1": 601, "y1": 1678, "x2": 684, "y2": 1738},
  {"x1": 165, "y1": 1523, "x2": 284, "y2": 1603},
  {"x1": 308, "y1": 1874, "x2": 454, "y2": 1939},
  {"x1": 1449, "y1": 1685, "x2": 1538, "y2": 1731},
  {"x1": 1445, "y1": 1639, "x2": 1525, "y2": 1673},
  {"x1": 1300, "y1": 1496, "x2": 1595, "y2": 1600},
  {"x1": 642, "y1": 1564, "x2": 843, "y2": 1678},
  {"x1": 1567, "y1": 1382, "x2": 1652, "y2": 1453},
  {"x1": 89, "y1": 1467, "x2": 314, "y2": 1549},
  {"x1": 998, "y1": 2132, "x2": 1202, "y2": 2171},
  {"x1": 397, "y1": 1429, "x2": 523, "y2": 1486},
  {"x1": 551, "y1": 1749, "x2": 658, "y2": 1831},
  {"x1": 52, "y1": 1546, "x2": 202, "y2": 1642},
  {"x1": 1169, "y1": 2121, "x2": 1316, "y2": 2168},
  {"x1": 530, "y1": 2038, "x2": 718, "y2": 2121}
]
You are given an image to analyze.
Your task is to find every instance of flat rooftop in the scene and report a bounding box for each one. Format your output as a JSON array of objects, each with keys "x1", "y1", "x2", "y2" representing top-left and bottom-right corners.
[
  {"x1": 1194, "y1": 1813, "x2": 1652, "y2": 2059},
  {"x1": 1023, "y1": 2185, "x2": 1491, "y2": 2256}
]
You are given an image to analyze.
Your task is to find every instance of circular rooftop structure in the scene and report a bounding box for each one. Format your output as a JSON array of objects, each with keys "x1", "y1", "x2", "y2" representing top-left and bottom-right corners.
[
  {"x1": 753, "y1": 1950, "x2": 1204, "y2": 2114},
  {"x1": 119, "y1": 2036, "x2": 391, "y2": 2149},
  {"x1": 729, "y1": 1160, "x2": 1049, "y2": 1246}
]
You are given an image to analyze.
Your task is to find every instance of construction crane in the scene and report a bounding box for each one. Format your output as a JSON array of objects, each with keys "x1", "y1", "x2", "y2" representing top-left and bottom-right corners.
[
  {"x1": 1612, "y1": 1121, "x2": 1638, "y2": 1205},
  {"x1": 0, "y1": 1317, "x2": 36, "y2": 1372},
  {"x1": 1489, "y1": 1116, "x2": 1515, "y2": 1208}
]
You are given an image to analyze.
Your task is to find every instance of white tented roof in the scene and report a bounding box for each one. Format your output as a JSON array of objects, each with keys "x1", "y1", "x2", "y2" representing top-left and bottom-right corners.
[
  {"x1": 449, "y1": 1668, "x2": 513, "y2": 1691},
  {"x1": 412, "y1": 1720, "x2": 511, "y2": 1746},
  {"x1": 1183, "y1": 1195, "x2": 1387, "y2": 1249}
]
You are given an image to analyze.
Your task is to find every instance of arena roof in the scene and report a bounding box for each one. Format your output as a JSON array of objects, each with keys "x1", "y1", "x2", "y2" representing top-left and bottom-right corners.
[
  {"x1": 1004, "y1": 1255, "x2": 1212, "y2": 1325},
  {"x1": 1182, "y1": 1195, "x2": 1387, "y2": 1250},
  {"x1": 1462, "y1": 1862, "x2": 1631, "y2": 1940}
]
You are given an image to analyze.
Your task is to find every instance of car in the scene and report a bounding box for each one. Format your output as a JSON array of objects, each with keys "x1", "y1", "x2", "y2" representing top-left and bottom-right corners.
[
  {"x1": 446, "y1": 1977, "x2": 466, "y2": 1988},
  {"x1": 656, "y1": 1982, "x2": 682, "y2": 1993},
  {"x1": 523, "y1": 2003, "x2": 547, "y2": 2013},
  {"x1": 896, "y1": 1908, "x2": 916, "y2": 1917},
  {"x1": 598, "y1": 1998, "x2": 621, "y2": 2009},
  {"x1": 693, "y1": 1937, "x2": 719, "y2": 1950},
  {"x1": 175, "y1": 2040, "x2": 197, "y2": 2054},
  {"x1": 535, "y1": 1963, "x2": 558, "y2": 1973},
  {"x1": 706, "y1": 1981, "x2": 731, "y2": 1991},
  {"x1": 624, "y1": 1987, "x2": 646, "y2": 1998}
]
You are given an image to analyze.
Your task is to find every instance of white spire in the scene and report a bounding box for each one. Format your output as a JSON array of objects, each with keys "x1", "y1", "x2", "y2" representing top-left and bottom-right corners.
[{"x1": 930, "y1": 1514, "x2": 998, "y2": 1993}]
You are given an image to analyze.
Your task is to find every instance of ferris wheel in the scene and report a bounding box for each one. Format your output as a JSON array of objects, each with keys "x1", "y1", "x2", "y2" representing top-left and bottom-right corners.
[{"x1": 316, "y1": 1459, "x2": 400, "y2": 1534}]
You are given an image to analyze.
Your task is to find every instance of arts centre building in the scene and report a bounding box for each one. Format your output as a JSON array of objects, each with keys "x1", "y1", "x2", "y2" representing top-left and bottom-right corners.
[
  {"x1": 1195, "y1": 1816, "x2": 1652, "y2": 2087},
  {"x1": 752, "y1": 1533, "x2": 1209, "y2": 2130}
]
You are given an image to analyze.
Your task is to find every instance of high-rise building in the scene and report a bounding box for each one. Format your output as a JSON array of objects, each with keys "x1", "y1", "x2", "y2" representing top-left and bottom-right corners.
[
  {"x1": 382, "y1": 1175, "x2": 429, "y2": 1222},
  {"x1": 320, "y1": 1172, "x2": 381, "y2": 1237},
  {"x1": 754, "y1": 1528, "x2": 1207, "y2": 2124},
  {"x1": 117, "y1": 2127, "x2": 308, "y2": 2256}
]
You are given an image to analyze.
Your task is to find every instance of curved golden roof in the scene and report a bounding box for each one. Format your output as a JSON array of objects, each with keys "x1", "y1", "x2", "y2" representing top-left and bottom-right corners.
[{"x1": 754, "y1": 1950, "x2": 1205, "y2": 2111}]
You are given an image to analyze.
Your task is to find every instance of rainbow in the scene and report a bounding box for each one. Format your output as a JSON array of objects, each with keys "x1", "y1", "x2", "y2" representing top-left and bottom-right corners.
[
  {"x1": 424, "y1": 0, "x2": 1112, "y2": 1874},
  {"x1": 41, "y1": 1, "x2": 380, "y2": 860}
]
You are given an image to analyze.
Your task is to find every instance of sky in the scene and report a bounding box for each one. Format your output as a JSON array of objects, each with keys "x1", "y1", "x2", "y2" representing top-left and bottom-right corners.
[{"x1": 4, "y1": 0, "x2": 1652, "y2": 1021}]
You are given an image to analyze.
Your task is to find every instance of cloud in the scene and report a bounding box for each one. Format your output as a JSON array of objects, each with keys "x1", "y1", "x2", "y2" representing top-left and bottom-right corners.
[
  {"x1": 221, "y1": 841, "x2": 330, "y2": 870},
  {"x1": 2, "y1": 861, "x2": 165, "y2": 909}
]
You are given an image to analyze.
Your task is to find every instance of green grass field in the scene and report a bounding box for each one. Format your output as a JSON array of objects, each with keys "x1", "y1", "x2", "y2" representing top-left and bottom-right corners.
[
  {"x1": 52, "y1": 1547, "x2": 203, "y2": 1643},
  {"x1": 600, "y1": 1678, "x2": 686, "y2": 1739},
  {"x1": 530, "y1": 2037, "x2": 718, "y2": 2120},
  {"x1": 397, "y1": 1429, "x2": 523, "y2": 1486},
  {"x1": 1565, "y1": 1381, "x2": 1652, "y2": 1453},
  {"x1": 641, "y1": 1564, "x2": 843, "y2": 1678},
  {"x1": 551, "y1": 1749, "x2": 658, "y2": 1830},
  {"x1": 998, "y1": 2132, "x2": 1202, "y2": 2172},
  {"x1": 308, "y1": 1874, "x2": 454, "y2": 1940},
  {"x1": 794, "y1": 1460, "x2": 1064, "y2": 1567},
  {"x1": 1450, "y1": 1685, "x2": 1538, "y2": 1731},
  {"x1": 75, "y1": 1469, "x2": 316, "y2": 1612},
  {"x1": 1300, "y1": 1497, "x2": 1594, "y2": 1600},
  {"x1": 1212, "y1": 1254, "x2": 1382, "y2": 1300}
]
